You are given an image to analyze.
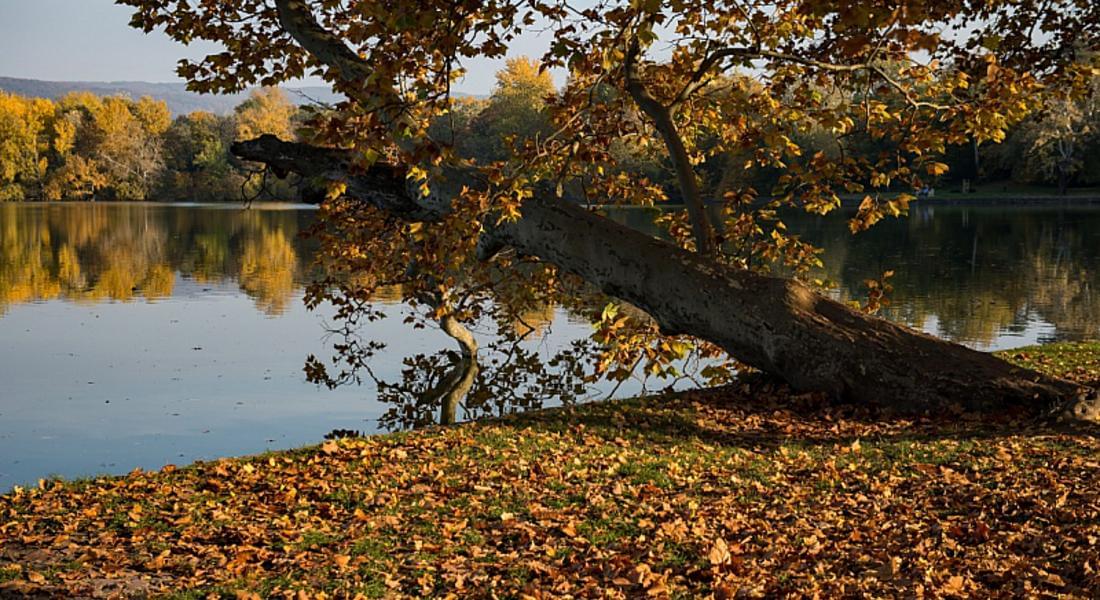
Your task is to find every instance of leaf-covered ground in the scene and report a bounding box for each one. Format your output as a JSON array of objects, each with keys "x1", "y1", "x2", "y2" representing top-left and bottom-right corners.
[{"x1": 1, "y1": 343, "x2": 1098, "y2": 599}]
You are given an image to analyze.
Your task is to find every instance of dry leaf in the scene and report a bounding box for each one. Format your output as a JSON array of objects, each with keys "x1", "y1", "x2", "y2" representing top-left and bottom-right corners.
[{"x1": 708, "y1": 537, "x2": 731, "y2": 566}]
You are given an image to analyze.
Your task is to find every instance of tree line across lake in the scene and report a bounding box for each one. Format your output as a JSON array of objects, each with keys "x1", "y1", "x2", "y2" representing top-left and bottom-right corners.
[
  {"x1": 1, "y1": 58, "x2": 1098, "y2": 203},
  {"x1": 0, "y1": 86, "x2": 298, "y2": 202}
]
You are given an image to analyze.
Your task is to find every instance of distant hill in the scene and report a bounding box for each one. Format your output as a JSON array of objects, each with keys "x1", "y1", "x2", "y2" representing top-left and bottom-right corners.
[
  {"x1": 0, "y1": 76, "x2": 485, "y2": 116},
  {"x1": 0, "y1": 76, "x2": 347, "y2": 116}
]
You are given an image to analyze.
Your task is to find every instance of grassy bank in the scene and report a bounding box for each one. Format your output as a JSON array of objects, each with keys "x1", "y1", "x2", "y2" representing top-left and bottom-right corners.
[{"x1": 2, "y1": 343, "x2": 1098, "y2": 598}]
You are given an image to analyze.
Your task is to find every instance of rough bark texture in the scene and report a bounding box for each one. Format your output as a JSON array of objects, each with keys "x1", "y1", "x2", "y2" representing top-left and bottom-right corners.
[{"x1": 233, "y1": 136, "x2": 1099, "y2": 423}]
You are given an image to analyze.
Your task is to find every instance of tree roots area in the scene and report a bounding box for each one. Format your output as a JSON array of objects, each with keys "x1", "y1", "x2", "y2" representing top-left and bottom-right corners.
[{"x1": 2, "y1": 343, "x2": 1098, "y2": 599}]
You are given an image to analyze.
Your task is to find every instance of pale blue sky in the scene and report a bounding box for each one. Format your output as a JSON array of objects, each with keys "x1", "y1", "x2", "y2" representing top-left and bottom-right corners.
[{"x1": 0, "y1": 0, "x2": 555, "y2": 94}]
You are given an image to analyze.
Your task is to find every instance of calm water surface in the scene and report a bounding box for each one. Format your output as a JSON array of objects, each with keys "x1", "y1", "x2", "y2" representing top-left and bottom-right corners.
[{"x1": 1, "y1": 202, "x2": 1097, "y2": 489}]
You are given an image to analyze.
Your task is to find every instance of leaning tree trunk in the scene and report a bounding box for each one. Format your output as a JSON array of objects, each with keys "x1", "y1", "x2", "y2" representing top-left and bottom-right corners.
[{"x1": 234, "y1": 135, "x2": 1098, "y2": 423}]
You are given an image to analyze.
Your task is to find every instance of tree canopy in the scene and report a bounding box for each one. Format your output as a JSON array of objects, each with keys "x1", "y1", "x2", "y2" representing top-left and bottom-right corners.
[{"x1": 119, "y1": 0, "x2": 1100, "y2": 421}]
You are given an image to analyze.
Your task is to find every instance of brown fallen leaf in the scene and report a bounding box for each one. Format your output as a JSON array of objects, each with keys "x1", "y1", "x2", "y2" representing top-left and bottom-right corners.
[
  {"x1": 708, "y1": 537, "x2": 731, "y2": 566},
  {"x1": 1042, "y1": 572, "x2": 1066, "y2": 587},
  {"x1": 941, "y1": 574, "x2": 966, "y2": 595}
]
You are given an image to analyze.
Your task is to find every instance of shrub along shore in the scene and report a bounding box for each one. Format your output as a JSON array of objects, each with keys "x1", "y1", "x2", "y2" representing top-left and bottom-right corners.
[{"x1": 1, "y1": 343, "x2": 1098, "y2": 599}]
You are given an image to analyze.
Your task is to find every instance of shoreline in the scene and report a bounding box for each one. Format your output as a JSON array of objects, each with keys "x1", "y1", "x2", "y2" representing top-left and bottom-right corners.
[{"x1": 850, "y1": 194, "x2": 1100, "y2": 206}]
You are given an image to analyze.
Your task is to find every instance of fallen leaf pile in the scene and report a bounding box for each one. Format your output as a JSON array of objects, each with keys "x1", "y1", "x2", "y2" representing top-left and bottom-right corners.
[{"x1": 1, "y1": 344, "x2": 1097, "y2": 598}]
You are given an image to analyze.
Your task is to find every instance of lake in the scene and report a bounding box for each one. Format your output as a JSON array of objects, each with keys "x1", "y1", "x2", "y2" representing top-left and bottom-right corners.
[{"x1": 1, "y1": 201, "x2": 1098, "y2": 490}]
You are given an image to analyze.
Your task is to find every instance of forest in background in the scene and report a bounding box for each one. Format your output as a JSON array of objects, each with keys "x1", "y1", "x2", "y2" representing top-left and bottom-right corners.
[
  {"x1": 0, "y1": 86, "x2": 298, "y2": 202},
  {"x1": 2, "y1": 58, "x2": 1099, "y2": 203}
]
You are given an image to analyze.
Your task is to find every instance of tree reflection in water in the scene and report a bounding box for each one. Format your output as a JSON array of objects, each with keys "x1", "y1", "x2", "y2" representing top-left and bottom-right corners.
[
  {"x1": 794, "y1": 205, "x2": 1100, "y2": 347},
  {"x1": 0, "y1": 203, "x2": 312, "y2": 315}
]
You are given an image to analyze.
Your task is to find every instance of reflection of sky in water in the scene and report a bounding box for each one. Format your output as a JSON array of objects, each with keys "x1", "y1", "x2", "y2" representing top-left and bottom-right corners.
[
  {"x1": 1, "y1": 203, "x2": 1098, "y2": 490},
  {"x1": 0, "y1": 288, "x2": 415, "y2": 489}
]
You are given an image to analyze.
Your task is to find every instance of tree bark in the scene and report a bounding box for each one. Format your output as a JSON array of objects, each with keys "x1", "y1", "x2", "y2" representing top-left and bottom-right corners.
[{"x1": 233, "y1": 135, "x2": 1099, "y2": 423}]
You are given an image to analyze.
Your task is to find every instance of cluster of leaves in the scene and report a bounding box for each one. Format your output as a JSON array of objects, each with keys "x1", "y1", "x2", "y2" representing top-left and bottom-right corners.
[
  {"x1": 0, "y1": 87, "x2": 301, "y2": 202},
  {"x1": 1, "y1": 344, "x2": 1098, "y2": 598}
]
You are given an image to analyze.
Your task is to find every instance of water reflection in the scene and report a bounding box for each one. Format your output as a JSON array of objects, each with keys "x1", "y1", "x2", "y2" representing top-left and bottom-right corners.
[
  {"x1": 606, "y1": 205, "x2": 1100, "y2": 347},
  {"x1": 793, "y1": 206, "x2": 1100, "y2": 348},
  {"x1": 0, "y1": 202, "x2": 313, "y2": 316},
  {"x1": 1, "y1": 202, "x2": 1096, "y2": 348}
]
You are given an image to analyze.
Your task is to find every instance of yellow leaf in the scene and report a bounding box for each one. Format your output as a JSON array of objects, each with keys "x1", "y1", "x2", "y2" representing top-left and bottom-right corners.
[{"x1": 927, "y1": 162, "x2": 949, "y2": 176}]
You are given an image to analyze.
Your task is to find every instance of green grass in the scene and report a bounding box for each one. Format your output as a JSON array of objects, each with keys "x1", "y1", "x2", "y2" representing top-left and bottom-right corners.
[{"x1": 997, "y1": 341, "x2": 1100, "y2": 385}]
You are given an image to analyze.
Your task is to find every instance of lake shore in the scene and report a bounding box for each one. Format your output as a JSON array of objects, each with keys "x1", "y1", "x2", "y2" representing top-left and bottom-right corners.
[{"x1": 1, "y1": 343, "x2": 1098, "y2": 598}]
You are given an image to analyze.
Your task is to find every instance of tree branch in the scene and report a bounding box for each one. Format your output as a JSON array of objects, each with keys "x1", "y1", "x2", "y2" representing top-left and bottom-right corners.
[
  {"x1": 231, "y1": 135, "x2": 441, "y2": 220},
  {"x1": 274, "y1": 0, "x2": 374, "y2": 90},
  {"x1": 676, "y1": 44, "x2": 949, "y2": 112},
  {"x1": 623, "y1": 35, "x2": 719, "y2": 255}
]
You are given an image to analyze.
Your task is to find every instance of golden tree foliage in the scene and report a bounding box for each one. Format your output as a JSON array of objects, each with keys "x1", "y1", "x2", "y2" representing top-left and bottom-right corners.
[
  {"x1": 496, "y1": 56, "x2": 555, "y2": 99},
  {"x1": 0, "y1": 92, "x2": 174, "y2": 201},
  {"x1": 235, "y1": 87, "x2": 298, "y2": 141},
  {"x1": 0, "y1": 92, "x2": 54, "y2": 200},
  {"x1": 0, "y1": 88, "x2": 307, "y2": 202}
]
